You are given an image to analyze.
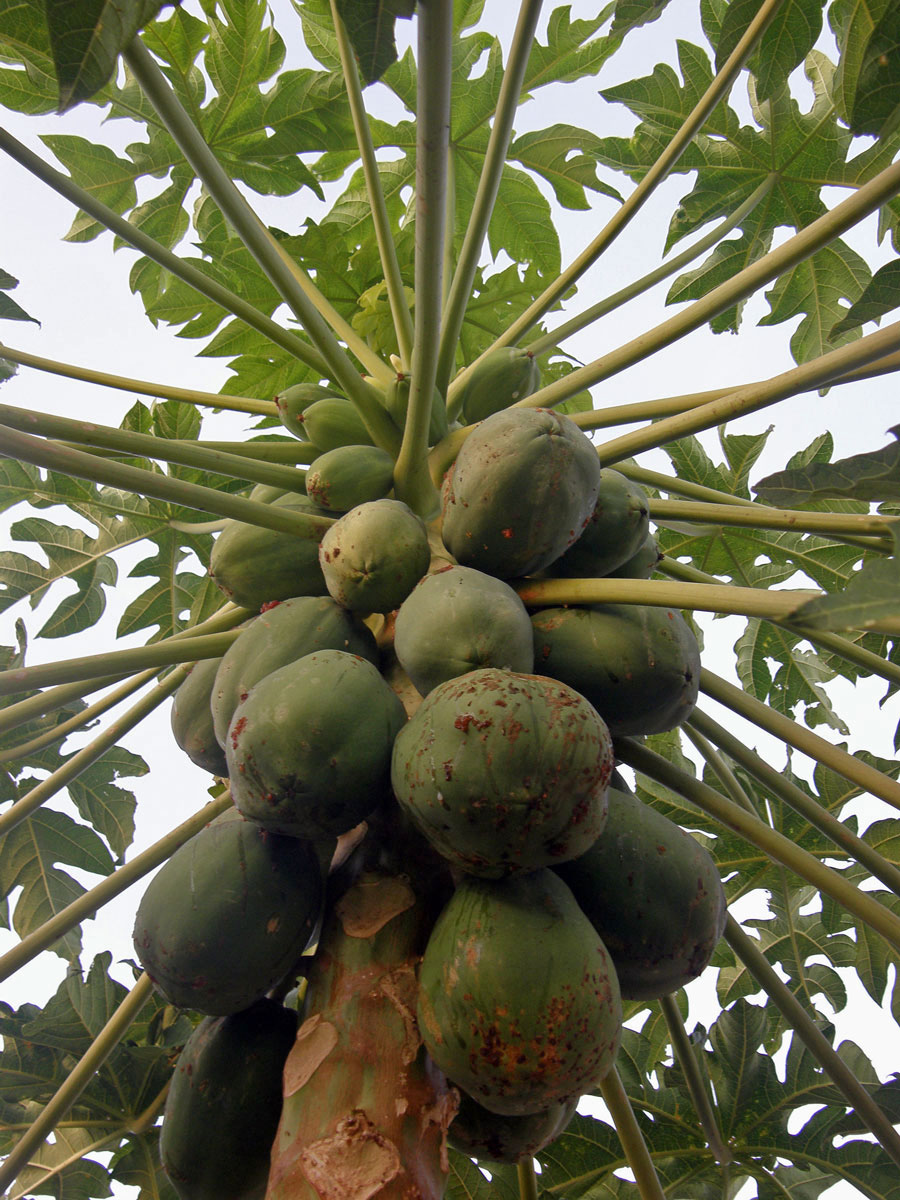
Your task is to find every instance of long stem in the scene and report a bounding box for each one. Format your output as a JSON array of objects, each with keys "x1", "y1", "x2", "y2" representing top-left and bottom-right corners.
[
  {"x1": 724, "y1": 916, "x2": 900, "y2": 1169},
  {"x1": 614, "y1": 736, "x2": 900, "y2": 953},
  {"x1": 527, "y1": 174, "x2": 778, "y2": 356},
  {"x1": 684, "y1": 723, "x2": 758, "y2": 816},
  {"x1": 436, "y1": 0, "x2": 544, "y2": 398},
  {"x1": 0, "y1": 972, "x2": 155, "y2": 1195},
  {"x1": 0, "y1": 425, "x2": 335, "y2": 537},
  {"x1": 517, "y1": 1159, "x2": 540, "y2": 1200},
  {"x1": 0, "y1": 631, "x2": 240, "y2": 697},
  {"x1": 0, "y1": 791, "x2": 233, "y2": 982},
  {"x1": 392, "y1": 0, "x2": 452, "y2": 520},
  {"x1": 658, "y1": 993, "x2": 732, "y2": 1164},
  {"x1": 687, "y1": 710, "x2": 900, "y2": 897},
  {"x1": 597, "y1": 1066, "x2": 667, "y2": 1200},
  {"x1": 123, "y1": 39, "x2": 400, "y2": 447},
  {"x1": 0, "y1": 403, "x2": 308, "y2": 493},
  {"x1": 176, "y1": 439, "x2": 316, "y2": 463},
  {"x1": 0, "y1": 342, "x2": 277, "y2": 417},
  {"x1": 700, "y1": 668, "x2": 900, "y2": 812},
  {"x1": 0, "y1": 128, "x2": 329, "y2": 379},
  {"x1": 330, "y1": 0, "x2": 414, "y2": 369},
  {"x1": 649, "y1": 497, "x2": 893, "y2": 547},
  {"x1": 447, "y1": 0, "x2": 787, "y2": 402}
]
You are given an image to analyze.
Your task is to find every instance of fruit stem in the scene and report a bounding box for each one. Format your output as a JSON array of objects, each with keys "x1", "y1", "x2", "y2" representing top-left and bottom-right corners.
[
  {"x1": 179, "y1": 439, "x2": 316, "y2": 463},
  {"x1": 526, "y1": 174, "x2": 778, "y2": 357},
  {"x1": 615, "y1": 735, "x2": 900, "y2": 953},
  {"x1": 597, "y1": 1066, "x2": 667, "y2": 1200},
  {"x1": 649, "y1": 496, "x2": 893, "y2": 550},
  {"x1": 658, "y1": 994, "x2": 733, "y2": 1165},
  {"x1": 687, "y1": 710, "x2": 900, "y2": 898},
  {"x1": 330, "y1": 0, "x2": 415, "y2": 370},
  {"x1": 0, "y1": 342, "x2": 277, "y2": 417},
  {"x1": 517, "y1": 1158, "x2": 540, "y2": 1200},
  {"x1": 0, "y1": 424, "x2": 335, "y2": 537},
  {"x1": 699, "y1": 667, "x2": 900, "y2": 812},
  {"x1": 436, "y1": 0, "x2": 544, "y2": 400},
  {"x1": 0, "y1": 403, "x2": 309, "y2": 494},
  {"x1": 447, "y1": 0, "x2": 787, "y2": 401},
  {"x1": 0, "y1": 790, "x2": 233, "y2": 983},
  {"x1": 0, "y1": 972, "x2": 155, "y2": 1195},
  {"x1": 0, "y1": 127, "x2": 330, "y2": 379},
  {"x1": 724, "y1": 916, "x2": 900, "y2": 1169}
]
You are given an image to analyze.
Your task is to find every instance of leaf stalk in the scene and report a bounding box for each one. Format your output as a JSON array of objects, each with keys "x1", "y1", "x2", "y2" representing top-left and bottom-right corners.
[
  {"x1": 658, "y1": 993, "x2": 733, "y2": 1164},
  {"x1": 597, "y1": 1066, "x2": 667, "y2": 1200}
]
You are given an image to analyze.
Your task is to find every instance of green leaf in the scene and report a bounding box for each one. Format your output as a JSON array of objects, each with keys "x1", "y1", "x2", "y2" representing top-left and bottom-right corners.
[
  {"x1": 66, "y1": 746, "x2": 148, "y2": 860},
  {"x1": 446, "y1": 1152, "x2": 520, "y2": 1199},
  {"x1": 334, "y1": 1, "x2": 417, "y2": 86},
  {"x1": 109, "y1": 1131, "x2": 179, "y2": 1200},
  {"x1": 0, "y1": 268, "x2": 39, "y2": 324},
  {"x1": 831, "y1": 259, "x2": 900, "y2": 336},
  {"x1": 44, "y1": 0, "x2": 175, "y2": 111},
  {"x1": 715, "y1": 0, "x2": 824, "y2": 102},
  {"x1": 754, "y1": 426, "x2": 900, "y2": 505},
  {"x1": 0, "y1": 0, "x2": 59, "y2": 114},
  {"x1": 13, "y1": 1123, "x2": 114, "y2": 1200},
  {"x1": 611, "y1": 0, "x2": 676, "y2": 38},
  {"x1": 788, "y1": 527, "x2": 900, "y2": 631},
  {"x1": 834, "y1": 0, "x2": 900, "y2": 135}
]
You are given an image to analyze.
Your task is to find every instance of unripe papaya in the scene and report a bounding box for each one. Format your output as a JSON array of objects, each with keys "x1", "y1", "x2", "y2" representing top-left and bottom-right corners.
[
  {"x1": 606, "y1": 533, "x2": 662, "y2": 579},
  {"x1": 227, "y1": 649, "x2": 407, "y2": 839},
  {"x1": 457, "y1": 347, "x2": 540, "y2": 424},
  {"x1": 132, "y1": 815, "x2": 322, "y2": 1015},
  {"x1": 440, "y1": 408, "x2": 602, "y2": 579},
  {"x1": 248, "y1": 483, "x2": 291, "y2": 504},
  {"x1": 300, "y1": 397, "x2": 375, "y2": 451},
  {"x1": 305, "y1": 444, "x2": 394, "y2": 511},
  {"x1": 210, "y1": 596, "x2": 379, "y2": 748},
  {"x1": 209, "y1": 494, "x2": 332, "y2": 613},
  {"x1": 391, "y1": 667, "x2": 613, "y2": 878},
  {"x1": 554, "y1": 786, "x2": 727, "y2": 1000},
  {"x1": 318, "y1": 498, "x2": 430, "y2": 613},
  {"x1": 448, "y1": 1090, "x2": 578, "y2": 1164},
  {"x1": 382, "y1": 373, "x2": 449, "y2": 445},
  {"x1": 160, "y1": 997, "x2": 297, "y2": 1200},
  {"x1": 275, "y1": 382, "x2": 345, "y2": 440},
  {"x1": 170, "y1": 656, "x2": 228, "y2": 776},
  {"x1": 552, "y1": 469, "x2": 650, "y2": 577},
  {"x1": 394, "y1": 565, "x2": 534, "y2": 696},
  {"x1": 417, "y1": 869, "x2": 622, "y2": 1115},
  {"x1": 531, "y1": 604, "x2": 700, "y2": 736}
]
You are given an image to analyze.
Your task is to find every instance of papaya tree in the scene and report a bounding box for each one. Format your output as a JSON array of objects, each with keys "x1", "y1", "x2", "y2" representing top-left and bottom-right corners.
[{"x1": 1, "y1": 0, "x2": 900, "y2": 1197}]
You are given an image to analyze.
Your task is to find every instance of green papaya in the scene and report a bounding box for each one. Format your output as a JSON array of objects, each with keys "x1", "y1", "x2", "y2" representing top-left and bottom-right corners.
[
  {"x1": 394, "y1": 565, "x2": 534, "y2": 696},
  {"x1": 227, "y1": 649, "x2": 408, "y2": 839},
  {"x1": 210, "y1": 596, "x2": 379, "y2": 748},
  {"x1": 417, "y1": 869, "x2": 622, "y2": 1115},
  {"x1": 170, "y1": 656, "x2": 228, "y2": 776},
  {"x1": 554, "y1": 786, "x2": 727, "y2": 1000},
  {"x1": 133, "y1": 815, "x2": 322, "y2": 1015},
  {"x1": 300, "y1": 397, "x2": 375, "y2": 451},
  {"x1": 531, "y1": 604, "x2": 700, "y2": 736},
  {"x1": 440, "y1": 408, "x2": 602, "y2": 579},
  {"x1": 318, "y1": 498, "x2": 431, "y2": 613},
  {"x1": 391, "y1": 667, "x2": 613, "y2": 878},
  {"x1": 160, "y1": 997, "x2": 297, "y2": 1200},
  {"x1": 247, "y1": 482, "x2": 290, "y2": 504},
  {"x1": 552, "y1": 469, "x2": 650, "y2": 577},
  {"x1": 275, "y1": 381, "x2": 345, "y2": 440},
  {"x1": 382, "y1": 373, "x2": 449, "y2": 445},
  {"x1": 457, "y1": 347, "x2": 541, "y2": 424},
  {"x1": 448, "y1": 1090, "x2": 578, "y2": 1164},
  {"x1": 208, "y1": 493, "x2": 332, "y2": 612},
  {"x1": 605, "y1": 533, "x2": 662, "y2": 579},
  {"x1": 305, "y1": 443, "x2": 395, "y2": 511}
]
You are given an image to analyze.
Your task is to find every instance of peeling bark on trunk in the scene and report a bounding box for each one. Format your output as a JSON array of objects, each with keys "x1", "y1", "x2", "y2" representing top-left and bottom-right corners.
[{"x1": 266, "y1": 867, "x2": 457, "y2": 1200}]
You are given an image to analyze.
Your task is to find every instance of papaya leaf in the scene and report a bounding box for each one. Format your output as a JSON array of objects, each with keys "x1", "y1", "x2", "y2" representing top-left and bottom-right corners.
[
  {"x1": 714, "y1": 0, "x2": 824, "y2": 102},
  {"x1": 834, "y1": 0, "x2": 900, "y2": 136},
  {"x1": 12, "y1": 1122, "x2": 113, "y2": 1199},
  {"x1": 831, "y1": 259, "x2": 900, "y2": 337},
  {"x1": 611, "y1": 0, "x2": 676, "y2": 38},
  {"x1": 446, "y1": 1153, "x2": 520, "y2": 1199},
  {"x1": 109, "y1": 1131, "x2": 179, "y2": 1200},
  {"x1": 44, "y1": 0, "x2": 175, "y2": 112},
  {"x1": 66, "y1": 746, "x2": 148, "y2": 861},
  {"x1": 334, "y1": 1, "x2": 416, "y2": 86},
  {"x1": 0, "y1": 267, "x2": 38, "y2": 325},
  {"x1": 0, "y1": 2, "x2": 58, "y2": 115},
  {"x1": 788, "y1": 525, "x2": 900, "y2": 631},
  {"x1": 754, "y1": 425, "x2": 900, "y2": 505}
]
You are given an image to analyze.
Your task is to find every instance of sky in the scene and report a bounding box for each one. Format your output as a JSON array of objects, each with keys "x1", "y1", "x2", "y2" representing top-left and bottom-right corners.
[{"x1": 1, "y1": 2, "x2": 899, "y2": 1197}]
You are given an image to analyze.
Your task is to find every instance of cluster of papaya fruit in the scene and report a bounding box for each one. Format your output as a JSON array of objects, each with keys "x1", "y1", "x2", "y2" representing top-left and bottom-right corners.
[{"x1": 143, "y1": 350, "x2": 727, "y2": 1199}]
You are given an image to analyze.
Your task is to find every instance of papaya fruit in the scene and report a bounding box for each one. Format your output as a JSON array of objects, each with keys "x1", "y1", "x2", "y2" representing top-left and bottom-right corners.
[
  {"x1": 605, "y1": 533, "x2": 662, "y2": 579},
  {"x1": 208, "y1": 493, "x2": 332, "y2": 613},
  {"x1": 551, "y1": 469, "x2": 650, "y2": 577},
  {"x1": 448, "y1": 1090, "x2": 578, "y2": 1164},
  {"x1": 247, "y1": 482, "x2": 290, "y2": 504},
  {"x1": 299, "y1": 397, "x2": 375, "y2": 451},
  {"x1": 531, "y1": 603, "x2": 700, "y2": 736},
  {"x1": 457, "y1": 347, "x2": 541, "y2": 425},
  {"x1": 393, "y1": 565, "x2": 534, "y2": 696},
  {"x1": 132, "y1": 815, "x2": 322, "y2": 1015},
  {"x1": 170, "y1": 656, "x2": 228, "y2": 776},
  {"x1": 305, "y1": 443, "x2": 394, "y2": 512},
  {"x1": 160, "y1": 997, "x2": 297, "y2": 1200},
  {"x1": 210, "y1": 596, "x2": 379, "y2": 748},
  {"x1": 227, "y1": 649, "x2": 408, "y2": 839},
  {"x1": 391, "y1": 667, "x2": 613, "y2": 878},
  {"x1": 417, "y1": 869, "x2": 622, "y2": 1115},
  {"x1": 276, "y1": 382, "x2": 345, "y2": 440},
  {"x1": 381, "y1": 373, "x2": 450, "y2": 446},
  {"x1": 440, "y1": 407, "x2": 602, "y2": 579},
  {"x1": 318, "y1": 498, "x2": 431, "y2": 613},
  {"x1": 554, "y1": 786, "x2": 727, "y2": 1000}
]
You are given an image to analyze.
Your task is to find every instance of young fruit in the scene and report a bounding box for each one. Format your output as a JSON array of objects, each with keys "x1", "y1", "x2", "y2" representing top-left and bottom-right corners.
[
  {"x1": 448, "y1": 1090, "x2": 578, "y2": 1165},
  {"x1": 318, "y1": 498, "x2": 431, "y2": 613},
  {"x1": 382, "y1": 372, "x2": 450, "y2": 445},
  {"x1": 456, "y1": 347, "x2": 541, "y2": 424},
  {"x1": 170, "y1": 656, "x2": 228, "y2": 776},
  {"x1": 276, "y1": 381, "x2": 345, "y2": 439},
  {"x1": 305, "y1": 443, "x2": 395, "y2": 511},
  {"x1": 551, "y1": 468, "x2": 650, "y2": 577},
  {"x1": 300, "y1": 397, "x2": 376, "y2": 451}
]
